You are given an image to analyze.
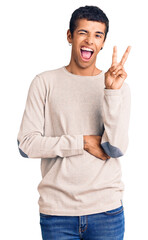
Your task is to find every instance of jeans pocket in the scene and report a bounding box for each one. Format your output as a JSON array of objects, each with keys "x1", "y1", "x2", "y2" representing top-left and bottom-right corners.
[{"x1": 103, "y1": 205, "x2": 124, "y2": 215}]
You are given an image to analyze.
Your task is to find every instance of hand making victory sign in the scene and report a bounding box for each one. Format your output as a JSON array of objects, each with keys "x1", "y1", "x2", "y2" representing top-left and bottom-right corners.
[{"x1": 105, "y1": 46, "x2": 131, "y2": 89}]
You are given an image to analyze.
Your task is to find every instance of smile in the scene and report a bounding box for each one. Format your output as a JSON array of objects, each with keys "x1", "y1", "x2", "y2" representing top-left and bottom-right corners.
[{"x1": 80, "y1": 47, "x2": 94, "y2": 61}]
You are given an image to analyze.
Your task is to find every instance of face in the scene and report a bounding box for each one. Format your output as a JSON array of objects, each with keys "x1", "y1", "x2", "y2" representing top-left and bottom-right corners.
[{"x1": 67, "y1": 19, "x2": 106, "y2": 69}]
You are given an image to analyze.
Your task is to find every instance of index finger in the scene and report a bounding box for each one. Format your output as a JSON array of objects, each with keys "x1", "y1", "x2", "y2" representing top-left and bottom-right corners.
[
  {"x1": 111, "y1": 46, "x2": 117, "y2": 66},
  {"x1": 120, "y1": 46, "x2": 132, "y2": 65}
]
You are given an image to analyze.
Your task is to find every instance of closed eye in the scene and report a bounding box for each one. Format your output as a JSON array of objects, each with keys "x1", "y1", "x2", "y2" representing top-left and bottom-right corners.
[{"x1": 79, "y1": 33, "x2": 101, "y2": 38}]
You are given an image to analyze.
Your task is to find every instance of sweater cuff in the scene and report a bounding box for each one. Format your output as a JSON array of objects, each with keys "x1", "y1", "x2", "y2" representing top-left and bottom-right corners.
[
  {"x1": 77, "y1": 134, "x2": 84, "y2": 154},
  {"x1": 104, "y1": 88, "x2": 121, "y2": 96}
]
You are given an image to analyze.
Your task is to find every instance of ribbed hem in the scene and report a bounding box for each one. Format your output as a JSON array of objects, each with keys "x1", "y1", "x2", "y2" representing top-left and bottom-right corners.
[
  {"x1": 39, "y1": 199, "x2": 123, "y2": 216},
  {"x1": 104, "y1": 88, "x2": 121, "y2": 96}
]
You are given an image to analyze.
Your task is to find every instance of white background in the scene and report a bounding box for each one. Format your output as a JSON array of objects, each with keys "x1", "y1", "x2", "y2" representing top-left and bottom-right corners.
[{"x1": 0, "y1": 0, "x2": 147, "y2": 239}]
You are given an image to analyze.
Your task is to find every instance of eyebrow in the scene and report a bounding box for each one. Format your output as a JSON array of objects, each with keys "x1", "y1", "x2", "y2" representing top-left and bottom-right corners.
[{"x1": 77, "y1": 29, "x2": 104, "y2": 35}]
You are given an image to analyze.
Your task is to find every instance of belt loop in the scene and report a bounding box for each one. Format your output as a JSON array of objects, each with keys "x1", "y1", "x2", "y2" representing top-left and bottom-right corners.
[{"x1": 120, "y1": 199, "x2": 123, "y2": 206}]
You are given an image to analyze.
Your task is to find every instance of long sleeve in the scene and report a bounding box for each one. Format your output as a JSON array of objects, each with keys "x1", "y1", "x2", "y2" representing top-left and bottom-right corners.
[
  {"x1": 100, "y1": 82, "x2": 131, "y2": 158},
  {"x1": 17, "y1": 75, "x2": 84, "y2": 159}
]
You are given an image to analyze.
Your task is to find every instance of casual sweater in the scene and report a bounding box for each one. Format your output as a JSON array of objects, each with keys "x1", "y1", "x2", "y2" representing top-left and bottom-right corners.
[{"x1": 17, "y1": 66, "x2": 131, "y2": 216}]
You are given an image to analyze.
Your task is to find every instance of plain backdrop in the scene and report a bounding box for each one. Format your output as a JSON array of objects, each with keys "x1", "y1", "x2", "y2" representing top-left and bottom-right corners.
[{"x1": 0, "y1": 0, "x2": 147, "y2": 239}]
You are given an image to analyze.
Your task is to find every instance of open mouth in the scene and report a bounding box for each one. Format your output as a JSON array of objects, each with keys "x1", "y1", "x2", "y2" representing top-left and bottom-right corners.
[{"x1": 80, "y1": 47, "x2": 94, "y2": 61}]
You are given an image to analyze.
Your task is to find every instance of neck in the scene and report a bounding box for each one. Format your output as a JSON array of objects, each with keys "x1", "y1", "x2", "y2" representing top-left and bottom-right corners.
[{"x1": 65, "y1": 59, "x2": 101, "y2": 76}]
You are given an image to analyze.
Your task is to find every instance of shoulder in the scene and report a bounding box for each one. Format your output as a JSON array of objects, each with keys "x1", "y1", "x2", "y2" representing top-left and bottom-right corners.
[
  {"x1": 36, "y1": 66, "x2": 63, "y2": 80},
  {"x1": 30, "y1": 66, "x2": 63, "y2": 89}
]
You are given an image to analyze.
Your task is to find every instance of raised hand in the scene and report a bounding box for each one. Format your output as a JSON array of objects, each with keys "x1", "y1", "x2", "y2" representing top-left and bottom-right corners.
[{"x1": 105, "y1": 46, "x2": 131, "y2": 89}]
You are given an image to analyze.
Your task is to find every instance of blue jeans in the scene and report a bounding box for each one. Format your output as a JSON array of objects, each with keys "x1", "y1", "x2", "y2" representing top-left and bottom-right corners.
[{"x1": 40, "y1": 203, "x2": 125, "y2": 240}]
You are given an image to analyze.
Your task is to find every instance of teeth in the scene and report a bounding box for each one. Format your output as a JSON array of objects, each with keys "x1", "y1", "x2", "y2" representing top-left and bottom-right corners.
[{"x1": 81, "y1": 47, "x2": 93, "y2": 52}]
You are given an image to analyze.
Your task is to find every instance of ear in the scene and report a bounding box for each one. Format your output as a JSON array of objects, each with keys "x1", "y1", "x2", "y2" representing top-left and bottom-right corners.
[{"x1": 67, "y1": 29, "x2": 72, "y2": 44}]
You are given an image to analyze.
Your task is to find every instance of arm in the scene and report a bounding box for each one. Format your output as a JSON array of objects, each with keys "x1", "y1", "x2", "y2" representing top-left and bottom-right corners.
[
  {"x1": 17, "y1": 75, "x2": 84, "y2": 159},
  {"x1": 100, "y1": 83, "x2": 131, "y2": 158},
  {"x1": 100, "y1": 45, "x2": 131, "y2": 158}
]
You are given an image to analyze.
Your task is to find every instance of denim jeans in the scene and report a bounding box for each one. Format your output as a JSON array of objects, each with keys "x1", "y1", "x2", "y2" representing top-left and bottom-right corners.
[{"x1": 39, "y1": 202, "x2": 125, "y2": 240}]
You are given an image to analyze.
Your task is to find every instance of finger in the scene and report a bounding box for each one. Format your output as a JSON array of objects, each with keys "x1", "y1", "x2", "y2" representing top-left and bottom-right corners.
[
  {"x1": 101, "y1": 149, "x2": 111, "y2": 159},
  {"x1": 100, "y1": 155, "x2": 109, "y2": 160},
  {"x1": 111, "y1": 46, "x2": 117, "y2": 66},
  {"x1": 110, "y1": 63, "x2": 119, "y2": 72},
  {"x1": 120, "y1": 46, "x2": 131, "y2": 66},
  {"x1": 112, "y1": 64, "x2": 124, "y2": 75},
  {"x1": 115, "y1": 69, "x2": 127, "y2": 79},
  {"x1": 101, "y1": 154, "x2": 111, "y2": 160},
  {"x1": 110, "y1": 63, "x2": 123, "y2": 73},
  {"x1": 105, "y1": 154, "x2": 110, "y2": 159}
]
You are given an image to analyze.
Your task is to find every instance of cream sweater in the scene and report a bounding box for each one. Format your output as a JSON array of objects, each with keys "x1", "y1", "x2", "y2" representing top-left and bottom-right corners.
[{"x1": 17, "y1": 66, "x2": 131, "y2": 216}]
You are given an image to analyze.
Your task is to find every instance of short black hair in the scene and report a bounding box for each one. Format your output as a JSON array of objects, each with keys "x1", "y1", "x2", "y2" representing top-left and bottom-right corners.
[{"x1": 69, "y1": 5, "x2": 109, "y2": 41}]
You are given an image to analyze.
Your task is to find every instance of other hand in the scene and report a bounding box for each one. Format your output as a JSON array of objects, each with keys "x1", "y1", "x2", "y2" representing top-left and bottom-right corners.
[{"x1": 83, "y1": 135, "x2": 110, "y2": 161}]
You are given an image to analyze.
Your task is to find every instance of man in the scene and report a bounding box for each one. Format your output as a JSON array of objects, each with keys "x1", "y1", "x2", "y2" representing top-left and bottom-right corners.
[{"x1": 17, "y1": 5, "x2": 131, "y2": 240}]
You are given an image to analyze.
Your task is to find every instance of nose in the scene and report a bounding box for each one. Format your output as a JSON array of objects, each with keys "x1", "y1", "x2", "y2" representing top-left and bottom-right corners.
[{"x1": 85, "y1": 35, "x2": 93, "y2": 45}]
